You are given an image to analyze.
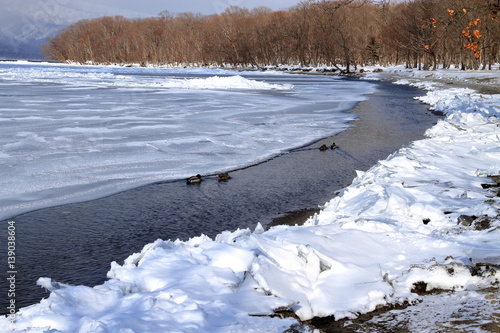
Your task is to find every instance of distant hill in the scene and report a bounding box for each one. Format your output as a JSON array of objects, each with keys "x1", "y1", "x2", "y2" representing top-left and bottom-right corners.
[
  {"x1": 0, "y1": 37, "x2": 46, "y2": 60},
  {"x1": 0, "y1": 0, "x2": 146, "y2": 60},
  {"x1": 0, "y1": 0, "x2": 81, "y2": 60}
]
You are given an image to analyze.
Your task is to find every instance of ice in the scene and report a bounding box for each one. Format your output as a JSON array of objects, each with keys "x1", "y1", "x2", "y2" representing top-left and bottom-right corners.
[
  {"x1": 0, "y1": 63, "x2": 292, "y2": 90},
  {"x1": 121, "y1": 74, "x2": 295, "y2": 90},
  {"x1": 1, "y1": 65, "x2": 499, "y2": 332},
  {"x1": 0, "y1": 62, "x2": 373, "y2": 220}
]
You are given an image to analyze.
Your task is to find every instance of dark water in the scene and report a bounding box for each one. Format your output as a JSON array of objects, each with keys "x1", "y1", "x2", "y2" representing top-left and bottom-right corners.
[{"x1": 0, "y1": 80, "x2": 441, "y2": 314}]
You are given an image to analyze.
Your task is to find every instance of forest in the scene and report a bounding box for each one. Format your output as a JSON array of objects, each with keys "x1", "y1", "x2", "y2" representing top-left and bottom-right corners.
[{"x1": 42, "y1": 0, "x2": 500, "y2": 71}]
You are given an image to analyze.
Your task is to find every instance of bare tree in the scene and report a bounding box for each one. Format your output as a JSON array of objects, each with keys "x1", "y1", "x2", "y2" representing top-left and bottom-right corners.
[{"x1": 42, "y1": 0, "x2": 499, "y2": 70}]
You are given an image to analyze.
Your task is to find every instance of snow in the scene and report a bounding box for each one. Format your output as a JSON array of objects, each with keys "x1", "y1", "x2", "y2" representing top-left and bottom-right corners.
[
  {"x1": 364, "y1": 64, "x2": 500, "y2": 93},
  {"x1": 1, "y1": 66, "x2": 500, "y2": 332},
  {"x1": 0, "y1": 62, "x2": 370, "y2": 220},
  {"x1": 123, "y1": 75, "x2": 294, "y2": 90}
]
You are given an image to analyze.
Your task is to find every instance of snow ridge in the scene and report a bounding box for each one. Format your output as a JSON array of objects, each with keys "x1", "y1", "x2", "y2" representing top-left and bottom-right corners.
[{"x1": 2, "y1": 74, "x2": 500, "y2": 332}]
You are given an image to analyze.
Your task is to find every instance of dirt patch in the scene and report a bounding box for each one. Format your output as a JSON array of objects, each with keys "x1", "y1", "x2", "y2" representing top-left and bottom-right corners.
[
  {"x1": 268, "y1": 208, "x2": 321, "y2": 229},
  {"x1": 297, "y1": 289, "x2": 500, "y2": 333}
]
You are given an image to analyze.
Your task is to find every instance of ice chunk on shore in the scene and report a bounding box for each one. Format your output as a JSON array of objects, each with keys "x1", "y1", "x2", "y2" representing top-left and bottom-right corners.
[{"x1": 156, "y1": 75, "x2": 294, "y2": 90}]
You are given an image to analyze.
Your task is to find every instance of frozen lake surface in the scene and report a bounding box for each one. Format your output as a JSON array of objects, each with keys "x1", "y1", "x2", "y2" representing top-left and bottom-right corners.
[
  {"x1": 0, "y1": 64, "x2": 440, "y2": 314},
  {"x1": 0, "y1": 62, "x2": 374, "y2": 220},
  {"x1": 1, "y1": 64, "x2": 498, "y2": 332}
]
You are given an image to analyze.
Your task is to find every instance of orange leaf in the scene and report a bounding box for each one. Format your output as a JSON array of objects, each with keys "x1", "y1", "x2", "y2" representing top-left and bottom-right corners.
[
  {"x1": 473, "y1": 30, "x2": 482, "y2": 38},
  {"x1": 462, "y1": 8, "x2": 467, "y2": 13},
  {"x1": 474, "y1": 51, "x2": 480, "y2": 58},
  {"x1": 430, "y1": 18, "x2": 437, "y2": 24},
  {"x1": 447, "y1": 9, "x2": 455, "y2": 16},
  {"x1": 470, "y1": 18, "x2": 481, "y2": 26},
  {"x1": 424, "y1": 45, "x2": 430, "y2": 50},
  {"x1": 462, "y1": 28, "x2": 471, "y2": 38}
]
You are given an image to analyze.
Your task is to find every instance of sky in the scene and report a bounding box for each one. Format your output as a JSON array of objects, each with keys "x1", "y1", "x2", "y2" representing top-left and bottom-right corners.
[
  {"x1": 66, "y1": 0, "x2": 301, "y2": 17},
  {"x1": 0, "y1": 0, "x2": 302, "y2": 28}
]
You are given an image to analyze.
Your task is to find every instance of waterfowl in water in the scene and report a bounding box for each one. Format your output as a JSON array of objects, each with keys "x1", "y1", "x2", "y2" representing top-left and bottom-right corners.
[
  {"x1": 331, "y1": 142, "x2": 338, "y2": 149},
  {"x1": 187, "y1": 174, "x2": 202, "y2": 184},
  {"x1": 217, "y1": 172, "x2": 232, "y2": 181},
  {"x1": 319, "y1": 144, "x2": 328, "y2": 151}
]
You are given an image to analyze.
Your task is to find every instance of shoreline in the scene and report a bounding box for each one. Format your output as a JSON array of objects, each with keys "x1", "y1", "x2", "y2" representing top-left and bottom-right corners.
[
  {"x1": 0, "y1": 79, "x2": 440, "y2": 314},
  {"x1": 0, "y1": 65, "x2": 358, "y2": 222},
  {"x1": 4, "y1": 60, "x2": 499, "y2": 95},
  {"x1": 365, "y1": 68, "x2": 500, "y2": 95},
  {"x1": 303, "y1": 72, "x2": 500, "y2": 332},
  {"x1": 1, "y1": 65, "x2": 496, "y2": 332}
]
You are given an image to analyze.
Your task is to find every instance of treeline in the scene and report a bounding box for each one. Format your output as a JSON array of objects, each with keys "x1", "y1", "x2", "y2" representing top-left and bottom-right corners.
[{"x1": 42, "y1": 0, "x2": 500, "y2": 71}]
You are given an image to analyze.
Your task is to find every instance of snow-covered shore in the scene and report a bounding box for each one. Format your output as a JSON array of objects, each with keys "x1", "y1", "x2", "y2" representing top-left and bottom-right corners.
[{"x1": 2, "y1": 68, "x2": 499, "y2": 332}]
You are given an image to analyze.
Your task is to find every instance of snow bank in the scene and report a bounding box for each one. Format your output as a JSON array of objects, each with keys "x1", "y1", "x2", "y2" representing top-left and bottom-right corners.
[{"x1": 2, "y1": 73, "x2": 500, "y2": 332}]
